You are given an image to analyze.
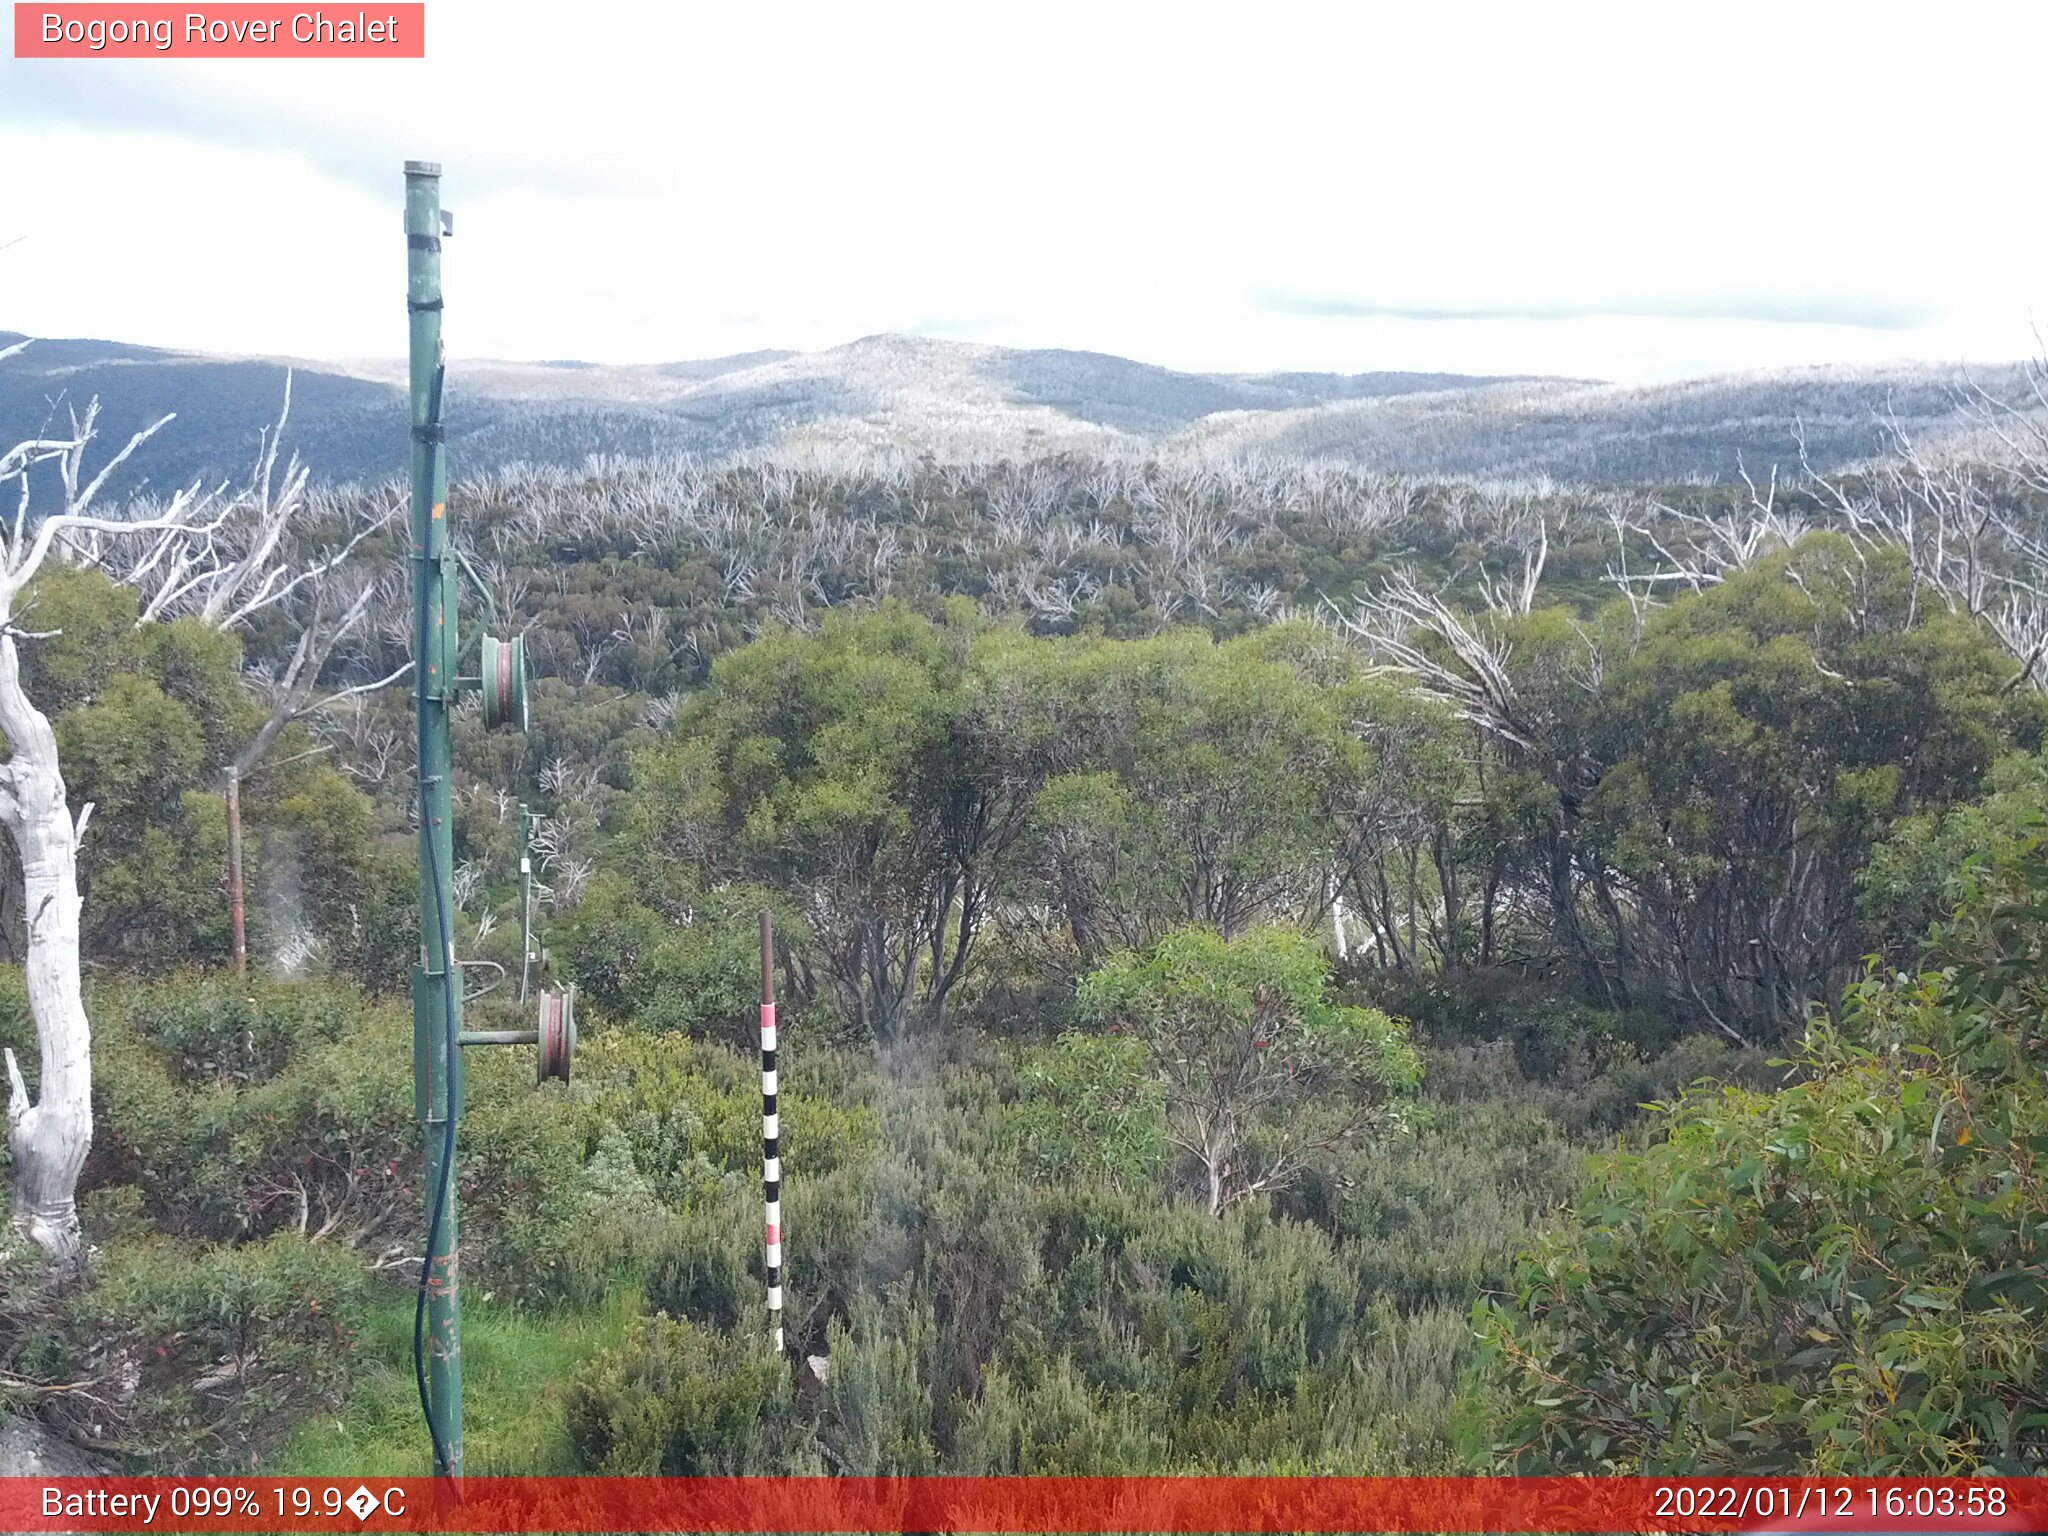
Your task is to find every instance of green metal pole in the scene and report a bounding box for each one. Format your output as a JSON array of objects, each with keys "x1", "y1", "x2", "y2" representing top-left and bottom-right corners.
[{"x1": 405, "y1": 159, "x2": 463, "y2": 1478}]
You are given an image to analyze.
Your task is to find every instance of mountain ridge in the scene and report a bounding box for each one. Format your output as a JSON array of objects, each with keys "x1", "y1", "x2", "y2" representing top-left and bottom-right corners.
[{"x1": 0, "y1": 328, "x2": 2016, "y2": 490}]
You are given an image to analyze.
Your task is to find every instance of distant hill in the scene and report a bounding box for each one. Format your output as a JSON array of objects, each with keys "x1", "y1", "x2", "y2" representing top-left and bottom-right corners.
[
  {"x1": 0, "y1": 328, "x2": 2015, "y2": 492},
  {"x1": 0, "y1": 332, "x2": 405, "y2": 496}
]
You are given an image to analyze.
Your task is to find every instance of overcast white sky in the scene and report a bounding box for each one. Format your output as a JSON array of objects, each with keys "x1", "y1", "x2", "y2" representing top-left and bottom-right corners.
[{"x1": 3, "y1": 1, "x2": 2045, "y2": 382}]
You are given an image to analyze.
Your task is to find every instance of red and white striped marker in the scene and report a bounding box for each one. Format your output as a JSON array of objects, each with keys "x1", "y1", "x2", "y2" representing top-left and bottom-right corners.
[{"x1": 760, "y1": 910, "x2": 783, "y2": 1354}]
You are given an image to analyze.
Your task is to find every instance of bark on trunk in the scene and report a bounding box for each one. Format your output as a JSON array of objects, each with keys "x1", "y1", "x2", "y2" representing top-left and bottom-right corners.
[{"x1": 0, "y1": 632, "x2": 92, "y2": 1268}]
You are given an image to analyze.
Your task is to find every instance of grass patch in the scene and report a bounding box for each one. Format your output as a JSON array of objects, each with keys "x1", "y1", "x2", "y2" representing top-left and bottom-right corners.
[{"x1": 271, "y1": 1282, "x2": 642, "y2": 1475}]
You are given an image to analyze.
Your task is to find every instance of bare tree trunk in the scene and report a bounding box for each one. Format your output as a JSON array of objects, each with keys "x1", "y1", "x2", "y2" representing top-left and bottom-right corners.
[
  {"x1": 227, "y1": 768, "x2": 247, "y2": 976},
  {"x1": 0, "y1": 633, "x2": 91, "y2": 1268},
  {"x1": 0, "y1": 382, "x2": 339, "y2": 1272}
]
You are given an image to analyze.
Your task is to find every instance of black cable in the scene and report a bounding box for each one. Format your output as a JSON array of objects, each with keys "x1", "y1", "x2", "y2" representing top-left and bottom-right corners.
[
  {"x1": 413, "y1": 781, "x2": 460, "y2": 1476},
  {"x1": 412, "y1": 360, "x2": 460, "y2": 1479}
]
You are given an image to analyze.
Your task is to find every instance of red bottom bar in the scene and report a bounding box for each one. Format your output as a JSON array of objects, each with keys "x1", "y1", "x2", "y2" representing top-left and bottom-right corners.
[{"x1": 4, "y1": 1476, "x2": 2044, "y2": 1534}]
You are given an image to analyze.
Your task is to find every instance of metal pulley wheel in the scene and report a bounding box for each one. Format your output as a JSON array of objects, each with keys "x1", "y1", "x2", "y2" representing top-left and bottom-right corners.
[
  {"x1": 537, "y1": 985, "x2": 575, "y2": 1083},
  {"x1": 480, "y1": 632, "x2": 528, "y2": 732}
]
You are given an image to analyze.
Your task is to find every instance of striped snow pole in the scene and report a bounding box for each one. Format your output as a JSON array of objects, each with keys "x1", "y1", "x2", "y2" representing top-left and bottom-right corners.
[{"x1": 760, "y1": 910, "x2": 783, "y2": 1353}]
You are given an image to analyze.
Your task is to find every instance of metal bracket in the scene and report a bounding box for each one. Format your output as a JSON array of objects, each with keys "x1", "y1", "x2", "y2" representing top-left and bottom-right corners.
[
  {"x1": 457, "y1": 985, "x2": 574, "y2": 1084},
  {"x1": 450, "y1": 542, "x2": 499, "y2": 627}
]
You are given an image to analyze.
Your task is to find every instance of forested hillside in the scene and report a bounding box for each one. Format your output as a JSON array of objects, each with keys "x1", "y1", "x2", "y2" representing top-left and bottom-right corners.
[
  {"x1": 2, "y1": 328, "x2": 2023, "y2": 490},
  {"x1": 1, "y1": 371, "x2": 2044, "y2": 1476}
]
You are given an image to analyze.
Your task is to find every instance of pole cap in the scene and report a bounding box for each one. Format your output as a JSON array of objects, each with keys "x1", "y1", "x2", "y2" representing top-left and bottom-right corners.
[{"x1": 405, "y1": 160, "x2": 443, "y2": 177}]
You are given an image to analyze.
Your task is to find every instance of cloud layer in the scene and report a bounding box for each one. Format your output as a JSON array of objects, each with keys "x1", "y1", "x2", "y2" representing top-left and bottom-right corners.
[
  {"x1": 1256, "y1": 289, "x2": 1938, "y2": 333},
  {"x1": 2, "y1": 1, "x2": 2044, "y2": 383}
]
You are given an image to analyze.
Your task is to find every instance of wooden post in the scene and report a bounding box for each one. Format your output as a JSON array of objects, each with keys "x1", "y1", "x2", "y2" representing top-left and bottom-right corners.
[{"x1": 227, "y1": 768, "x2": 247, "y2": 976}]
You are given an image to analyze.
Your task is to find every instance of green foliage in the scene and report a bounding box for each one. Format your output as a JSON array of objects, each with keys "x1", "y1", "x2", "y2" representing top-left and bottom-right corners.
[
  {"x1": 1553, "y1": 540, "x2": 2043, "y2": 1038},
  {"x1": 119, "y1": 976, "x2": 360, "y2": 1087},
  {"x1": 563, "y1": 876, "x2": 796, "y2": 1053},
  {"x1": 1353, "y1": 968, "x2": 1776, "y2": 1137},
  {"x1": 60, "y1": 663, "x2": 238, "y2": 965},
  {"x1": 255, "y1": 762, "x2": 418, "y2": 989},
  {"x1": 629, "y1": 600, "x2": 992, "y2": 1043},
  {"x1": 14, "y1": 476, "x2": 2045, "y2": 1484},
  {"x1": 578, "y1": 1029, "x2": 874, "y2": 1199},
  {"x1": 644, "y1": 1181, "x2": 756, "y2": 1332},
  {"x1": 956, "y1": 1356, "x2": 1169, "y2": 1474},
  {"x1": 557, "y1": 873, "x2": 665, "y2": 1019},
  {"x1": 816, "y1": 1288, "x2": 939, "y2": 1473},
  {"x1": 1472, "y1": 833, "x2": 2048, "y2": 1473},
  {"x1": 81, "y1": 1234, "x2": 369, "y2": 1469},
  {"x1": 1310, "y1": 1093, "x2": 1581, "y2": 1314},
  {"x1": 19, "y1": 570, "x2": 255, "y2": 967},
  {"x1": 1080, "y1": 928, "x2": 1420, "y2": 1213},
  {"x1": 1005, "y1": 1031, "x2": 1164, "y2": 1191},
  {"x1": 623, "y1": 612, "x2": 1379, "y2": 1043},
  {"x1": 1010, "y1": 625, "x2": 1364, "y2": 961},
  {"x1": 87, "y1": 985, "x2": 415, "y2": 1249},
  {"x1": 0, "y1": 564, "x2": 398, "y2": 980},
  {"x1": 1860, "y1": 750, "x2": 2048, "y2": 959},
  {"x1": 565, "y1": 1313, "x2": 787, "y2": 1473},
  {"x1": 82, "y1": 978, "x2": 610, "y2": 1306}
]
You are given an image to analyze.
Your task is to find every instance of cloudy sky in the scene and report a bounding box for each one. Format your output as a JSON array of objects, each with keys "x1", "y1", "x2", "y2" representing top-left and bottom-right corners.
[{"x1": 3, "y1": 1, "x2": 2044, "y2": 382}]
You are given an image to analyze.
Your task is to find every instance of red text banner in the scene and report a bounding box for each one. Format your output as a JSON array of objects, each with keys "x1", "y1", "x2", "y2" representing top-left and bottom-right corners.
[
  {"x1": 14, "y1": 4, "x2": 424, "y2": 57},
  {"x1": 2, "y1": 1476, "x2": 2044, "y2": 1533}
]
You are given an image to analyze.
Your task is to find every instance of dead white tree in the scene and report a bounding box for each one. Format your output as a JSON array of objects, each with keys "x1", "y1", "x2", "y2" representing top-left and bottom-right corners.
[
  {"x1": 0, "y1": 387, "x2": 230, "y2": 1266},
  {"x1": 1800, "y1": 406, "x2": 2048, "y2": 689},
  {"x1": 1329, "y1": 570, "x2": 1539, "y2": 750},
  {"x1": 1600, "y1": 460, "x2": 1807, "y2": 604},
  {"x1": 89, "y1": 383, "x2": 408, "y2": 972}
]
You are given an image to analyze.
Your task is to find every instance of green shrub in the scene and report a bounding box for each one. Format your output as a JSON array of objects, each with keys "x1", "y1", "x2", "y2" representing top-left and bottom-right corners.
[
  {"x1": 82, "y1": 984, "x2": 610, "y2": 1304},
  {"x1": 558, "y1": 874, "x2": 666, "y2": 1020},
  {"x1": 457, "y1": 1074, "x2": 603, "y2": 1306},
  {"x1": 643, "y1": 1180, "x2": 756, "y2": 1332},
  {"x1": 89, "y1": 1002, "x2": 415, "y2": 1248},
  {"x1": 564, "y1": 876, "x2": 805, "y2": 1053},
  {"x1": 82, "y1": 1234, "x2": 368, "y2": 1470},
  {"x1": 1576, "y1": 1032, "x2": 1774, "y2": 1134},
  {"x1": 816, "y1": 1288, "x2": 939, "y2": 1474},
  {"x1": 1310, "y1": 1099, "x2": 1581, "y2": 1313},
  {"x1": 1004, "y1": 1031, "x2": 1164, "y2": 1191},
  {"x1": 79, "y1": 1184, "x2": 154, "y2": 1247},
  {"x1": 956, "y1": 1356, "x2": 1167, "y2": 1474},
  {"x1": 0, "y1": 1237, "x2": 70, "y2": 1420},
  {"x1": 122, "y1": 976, "x2": 362, "y2": 1087},
  {"x1": 1471, "y1": 836, "x2": 2048, "y2": 1473},
  {"x1": 1079, "y1": 927, "x2": 1419, "y2": 1215},
  {"x1": 577, "y1": 1030, "x2": 875, "y2": 1200},
  {"x1": 1355, "y1": 967, "x2": 1680, "y2": 1086},
  {"x1": 564, "y1": 1313, "x2": 786, "y2": 1473},
  {"x1": 779, "y1": 1153, "x2": 926, "y2": 1352}
]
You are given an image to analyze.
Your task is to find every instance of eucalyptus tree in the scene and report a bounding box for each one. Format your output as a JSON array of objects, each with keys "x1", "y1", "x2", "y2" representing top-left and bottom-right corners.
[
  {"x1": 1340, "y1": 529, "x2": 2043, "y2": 1041},
  {"x1": 1077, "y1": 927, "x2": 1420, "y2": 1216},
  {"x1": 1016, "y1": 627, "x2": 1363, "y2": 966},
  {"x1": 628, "y1": 600, "x2": 1036, "y2": 1044}
]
